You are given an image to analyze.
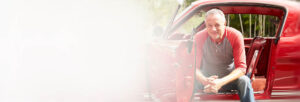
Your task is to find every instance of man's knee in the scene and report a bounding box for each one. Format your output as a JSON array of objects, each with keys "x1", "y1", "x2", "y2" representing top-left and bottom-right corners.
[{"x1": 237, "y1": 76, "x2": 251, "y2": 86}]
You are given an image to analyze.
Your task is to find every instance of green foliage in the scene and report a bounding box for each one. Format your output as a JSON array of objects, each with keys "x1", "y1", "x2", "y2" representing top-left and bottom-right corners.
[
  {"x1": 178, "y1": 12, "x2": 204, "y2": 34},
  {"x1": 227, "y1": 14, "x2": 279, "y2": 38},
  {"x1": 184, "y1": 0, "x2": 197, "y2": 7}
]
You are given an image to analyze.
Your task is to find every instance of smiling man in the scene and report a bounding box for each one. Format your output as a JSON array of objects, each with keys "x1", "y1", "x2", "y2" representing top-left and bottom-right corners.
[{"x1": 193, "y1": 9, "x2": 255, "y2": 102}]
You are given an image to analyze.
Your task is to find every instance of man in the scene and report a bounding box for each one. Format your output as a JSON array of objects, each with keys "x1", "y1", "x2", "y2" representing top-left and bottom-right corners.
[{"x1": 193, "y1": 9, "x2": 255, "y2": 102}]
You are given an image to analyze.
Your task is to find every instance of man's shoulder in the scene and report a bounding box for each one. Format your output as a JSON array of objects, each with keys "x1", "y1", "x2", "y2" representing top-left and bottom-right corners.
[
  {"x1": 194, "y1": 29, "x2": 209, "y2": 40},
  {"x1": 226, "y1": 27, "x2": 243, "y2": 39}
]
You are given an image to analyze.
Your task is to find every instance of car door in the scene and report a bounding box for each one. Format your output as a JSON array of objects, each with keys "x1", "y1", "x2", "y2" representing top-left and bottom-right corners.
[{"x1": 145, "y1": 7, "x2": 205, "y2": 102}]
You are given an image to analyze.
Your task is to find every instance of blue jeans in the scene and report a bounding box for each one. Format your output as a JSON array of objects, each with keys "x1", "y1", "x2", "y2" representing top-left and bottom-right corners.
[{"x1": 194, "y1": 75, "x2": 255, "y2": 102}]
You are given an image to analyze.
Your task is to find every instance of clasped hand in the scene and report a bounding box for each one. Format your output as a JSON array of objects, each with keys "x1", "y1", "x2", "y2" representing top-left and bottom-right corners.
[{"x1": 203, "y1": 75, "x2": 222, "y2": 94}]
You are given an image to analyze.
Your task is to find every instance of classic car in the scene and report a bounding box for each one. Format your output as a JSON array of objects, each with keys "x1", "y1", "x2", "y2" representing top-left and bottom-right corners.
[{"x1": 146, "y1": 0, "x2": 300, "y2": 102}]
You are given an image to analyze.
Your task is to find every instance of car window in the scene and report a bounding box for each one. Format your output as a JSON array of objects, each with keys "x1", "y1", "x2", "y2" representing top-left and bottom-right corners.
[
  {"x1": 169, "y1": 5, "x2": 284, "y2": 40},
  {"x1": 226, "y1": 14, "x2": 280, "y2": 38},
  {"x1": 169, "y1": 11, "x2": 205, "y2": 40}
]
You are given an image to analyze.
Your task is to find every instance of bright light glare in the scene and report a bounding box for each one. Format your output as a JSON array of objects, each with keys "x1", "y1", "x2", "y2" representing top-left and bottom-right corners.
[
  {"x1": 0, "y1": 0, "x2": 149, "y2": 102},
  {"x1": 177, "y1": 0, "x2": 185, "y2": 5}
]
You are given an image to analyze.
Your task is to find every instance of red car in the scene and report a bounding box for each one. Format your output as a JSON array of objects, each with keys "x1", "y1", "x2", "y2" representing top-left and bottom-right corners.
[{"x1": 146, "y1": 0, "x2": 300, "y2": 102}]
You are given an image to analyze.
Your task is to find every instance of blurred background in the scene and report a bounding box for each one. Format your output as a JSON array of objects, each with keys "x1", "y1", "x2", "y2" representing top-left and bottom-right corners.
[{"x1": 0, "y1": 0, "x2": 151, "y2": 102}]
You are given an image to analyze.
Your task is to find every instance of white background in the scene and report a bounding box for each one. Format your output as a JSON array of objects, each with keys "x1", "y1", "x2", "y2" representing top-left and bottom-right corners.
[{"x1": 0, "y1": 0, "x2": 149, "y2": 101}]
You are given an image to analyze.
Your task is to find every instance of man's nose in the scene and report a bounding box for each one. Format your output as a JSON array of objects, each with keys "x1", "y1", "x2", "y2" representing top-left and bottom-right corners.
[{"x1": 212, "y1": 26, "x2": 217, "y2": 31}]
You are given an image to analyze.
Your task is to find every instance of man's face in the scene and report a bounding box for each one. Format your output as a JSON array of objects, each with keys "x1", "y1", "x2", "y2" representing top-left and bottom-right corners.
[{"x1": 205, "y1": 14, "x2": 226, "y2": 42}]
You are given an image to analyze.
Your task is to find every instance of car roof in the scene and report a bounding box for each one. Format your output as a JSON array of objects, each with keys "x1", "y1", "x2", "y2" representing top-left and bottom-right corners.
[
  {"x1": 191, "y1": 0, "x2": 300, "y2": 14},
  {"x1": 192, "y1": 0, "x2": 300, "y2": 8}
]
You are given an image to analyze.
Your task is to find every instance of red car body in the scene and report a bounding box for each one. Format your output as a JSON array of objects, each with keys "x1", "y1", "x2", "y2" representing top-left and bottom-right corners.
[{"x1": 146, "y1": 0, "x2": 300, "y2": 102}]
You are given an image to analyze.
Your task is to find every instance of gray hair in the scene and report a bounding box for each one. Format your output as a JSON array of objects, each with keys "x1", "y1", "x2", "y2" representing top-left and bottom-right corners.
[{"x1": 205, "y1": 9, "x2": 226, "y2": 22}]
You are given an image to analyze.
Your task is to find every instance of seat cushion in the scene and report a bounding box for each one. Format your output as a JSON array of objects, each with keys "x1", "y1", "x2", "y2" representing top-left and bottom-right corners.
[{"x1": 251, "y1": 76, "x2": 266, "y2": 92}]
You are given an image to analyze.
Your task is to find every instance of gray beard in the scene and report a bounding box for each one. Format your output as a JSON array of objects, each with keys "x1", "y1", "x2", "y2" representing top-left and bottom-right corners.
[{"x1": 216, "y1": 35, "x2": 220, "y2": 39}]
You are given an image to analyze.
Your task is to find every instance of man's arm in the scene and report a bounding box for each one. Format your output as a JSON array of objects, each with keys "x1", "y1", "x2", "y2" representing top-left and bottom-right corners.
[
  {"x1": 196, "y1": 69, "x2": 218, "y2": 86},
  {"x1": 193, "y1": 31, "x2": 213, "y2": 86},
  {"x1": 196, "y1": 69, "x2": 207, "y2": 85},
  {"x1": 213, "y1": 69, "x2": 245, "y2": 88}
]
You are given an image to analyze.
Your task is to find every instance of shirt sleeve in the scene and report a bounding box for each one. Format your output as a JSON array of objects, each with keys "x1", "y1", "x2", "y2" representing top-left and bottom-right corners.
[
  {"x1": 229, "y1": 28, "x2": 247, "y2": 73},
  {"x1": 193, "y1": 30, "x2": 208, "y2": 69}
]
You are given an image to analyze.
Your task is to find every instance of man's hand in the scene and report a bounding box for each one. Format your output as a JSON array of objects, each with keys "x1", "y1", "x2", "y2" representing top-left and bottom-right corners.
[
  {"x1": 203, "y1": 77, "x2": 223, "y2": 94},
  {"x1": 202, "y1": 75, "x2": 218, "y2": 86},
  {"x1": 203, "y1": 69, "x2": 245, "y2": 94},
  {"x1": 206, "y1": 79, "x2": 222, "y2": 93}
]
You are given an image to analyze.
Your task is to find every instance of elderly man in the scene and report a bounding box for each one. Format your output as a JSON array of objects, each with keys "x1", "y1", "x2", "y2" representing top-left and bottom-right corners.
[{"x1": 193, "y1": 9, "x2": 255, "y2": 102}]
